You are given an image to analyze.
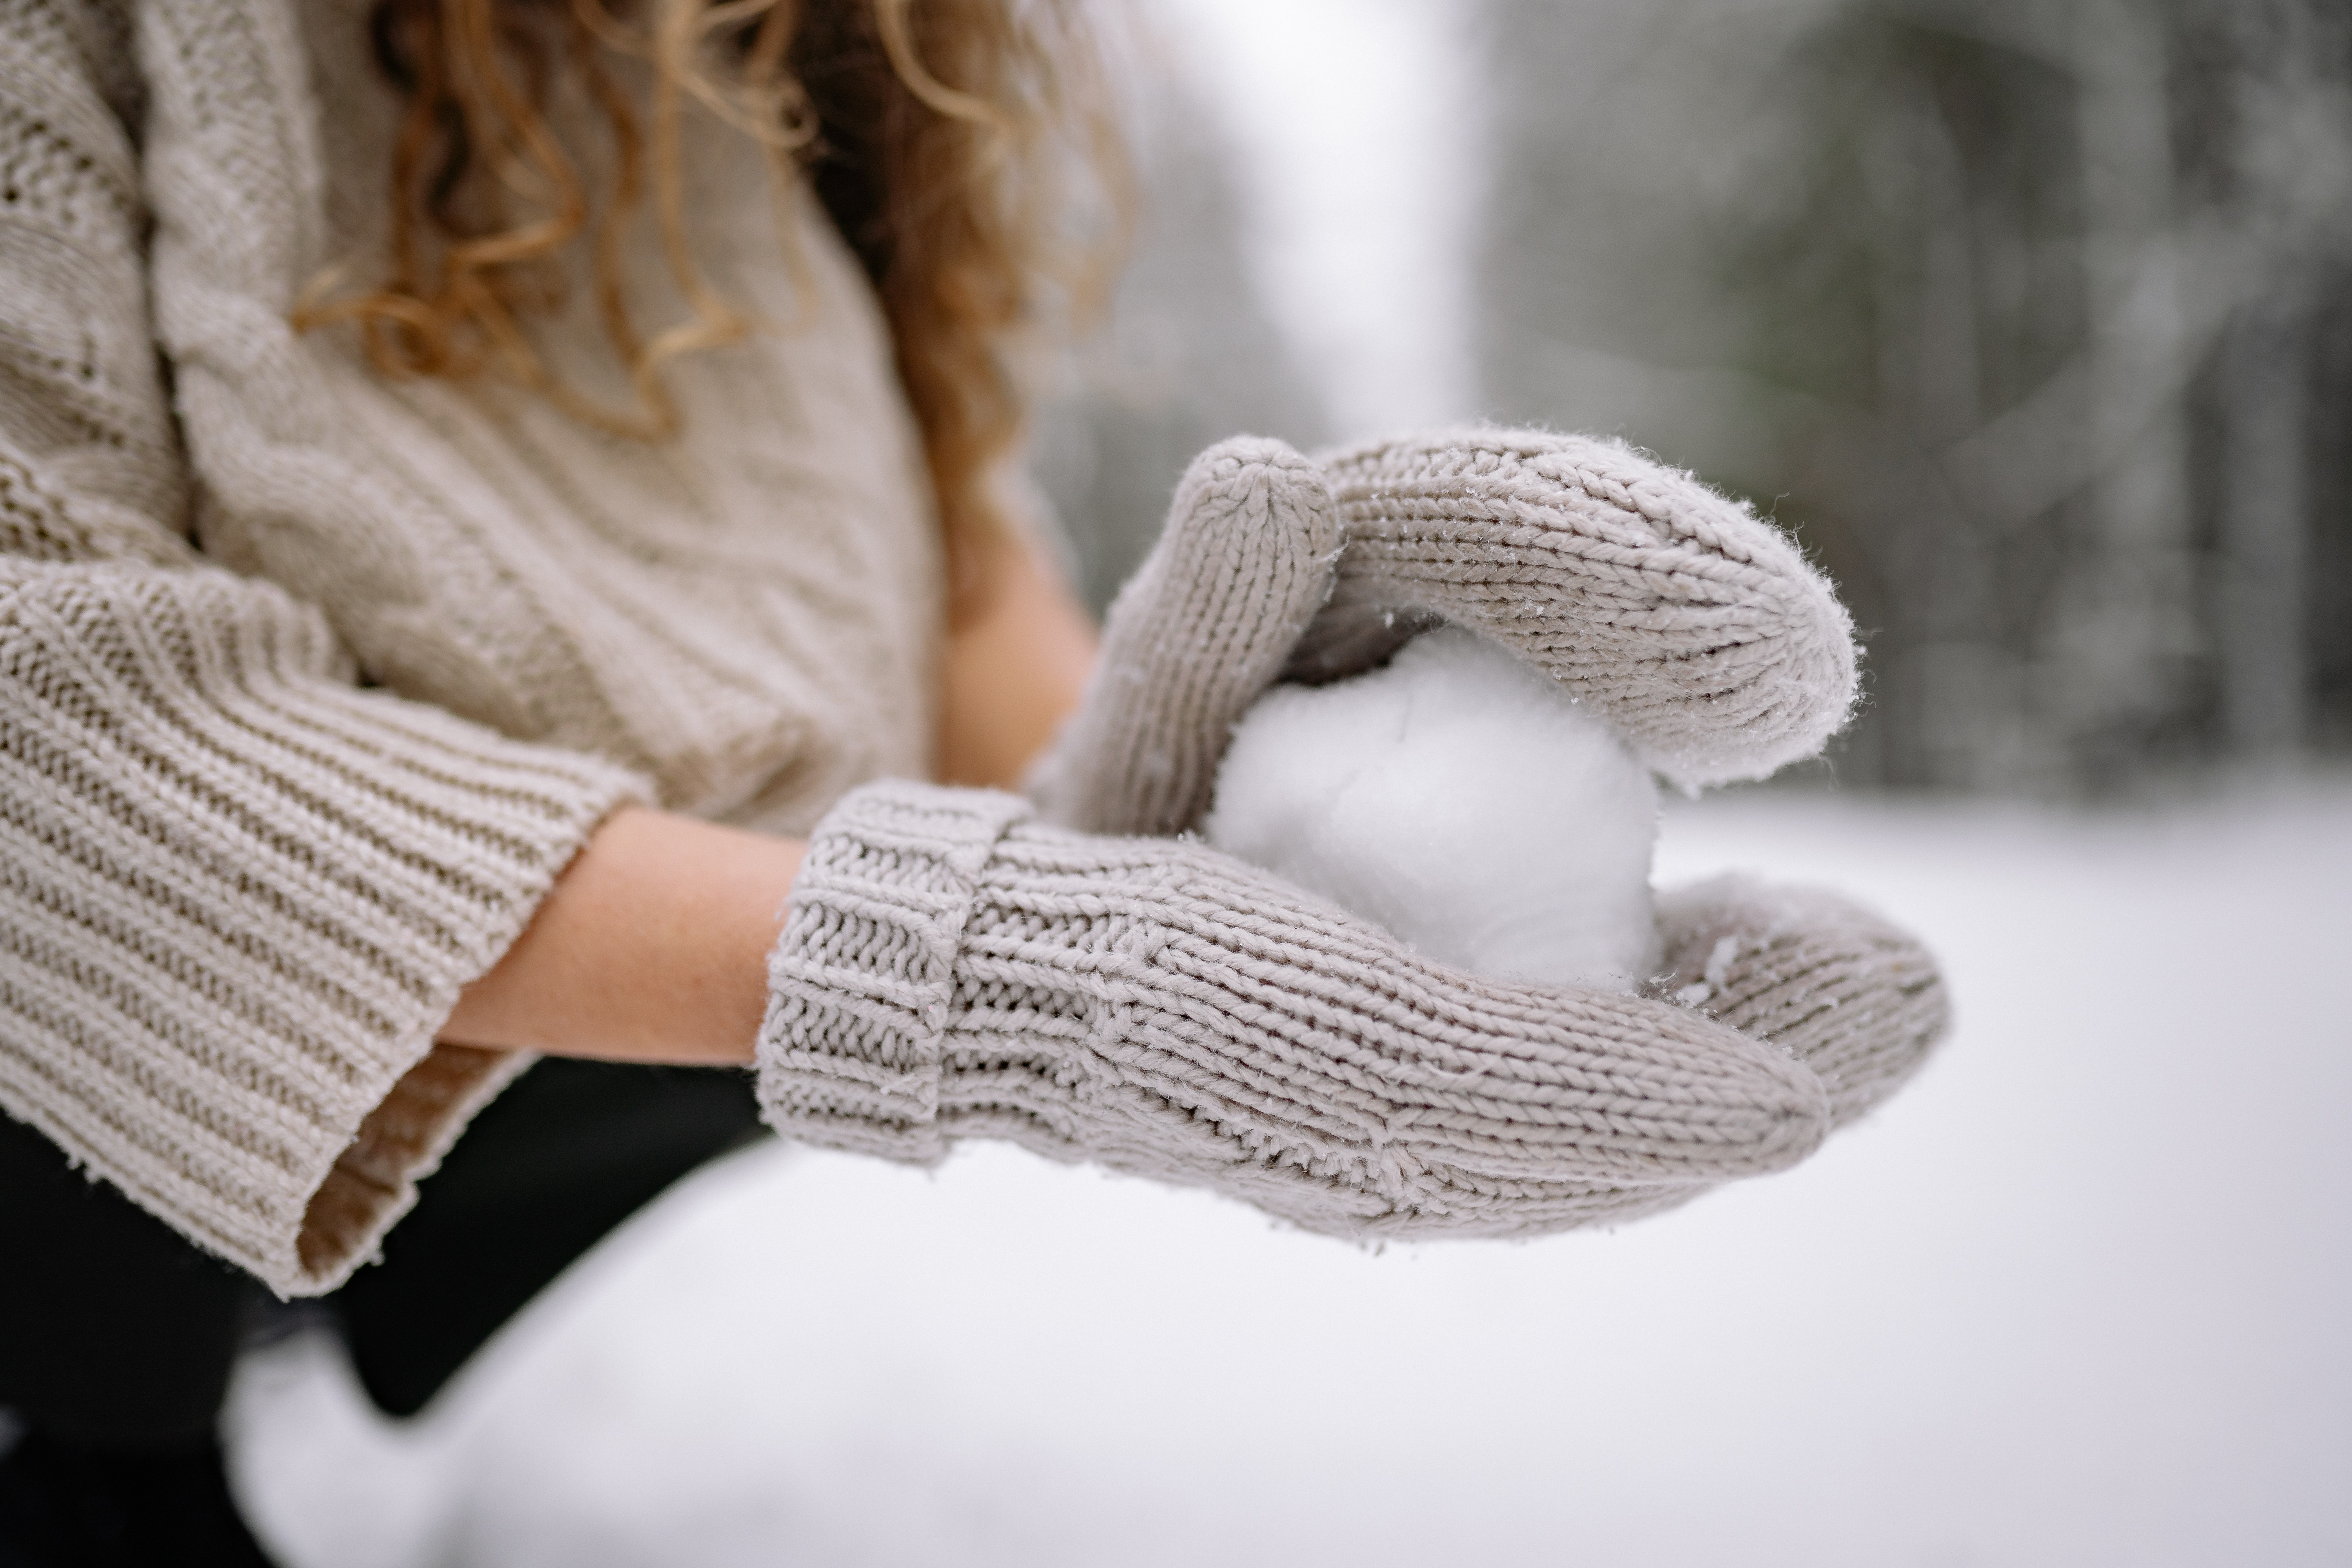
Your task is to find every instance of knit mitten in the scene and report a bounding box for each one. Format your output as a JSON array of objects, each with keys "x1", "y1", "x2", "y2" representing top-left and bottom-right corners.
[
  {"x1": 1033, "y1": 426, "x2": 1859, "y2": 843},
  {"x1": 1651, "y1": 877, "x2": 1950, "y2": 1130},
  {"x1": 1294, "y1": 428, "x2": 1859, "y2": 790},
  {"x1": 758, "y1": 782, "x2": 1833, "y2": 1239},
  {"x1": 1028, "y1": 437, "x2": 1339, "y2": 837}
]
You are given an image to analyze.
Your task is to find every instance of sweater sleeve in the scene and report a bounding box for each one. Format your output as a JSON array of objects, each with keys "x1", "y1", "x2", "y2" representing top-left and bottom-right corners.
[{"x1": 0, "y1": 2, "x2": 647, "y2": 1295}]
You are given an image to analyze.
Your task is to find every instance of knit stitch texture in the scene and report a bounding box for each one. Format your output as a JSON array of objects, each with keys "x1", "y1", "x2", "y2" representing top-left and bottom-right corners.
[
  {"x1": 760, "y1": 780, "x2": 1837, "y2": 1239},
  {"x1": 1295, "y1": 428, "x2": 1858, "y2": 789},
  {"x1": 1029, "y1": 437, "x2": 1339, "y2": 837},
  {"x1": 965, "y1": 428, "x2": 1942, "y2": 1234},
  {"x1": 1652, "y1": 877, "x2": 1949, "y2": 1129},
  {"x1": 2, "y1": 0, "x2": 941, "y2": 1292}
]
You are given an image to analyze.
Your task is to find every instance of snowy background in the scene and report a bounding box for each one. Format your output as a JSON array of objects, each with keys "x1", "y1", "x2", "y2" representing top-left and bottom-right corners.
[
  {"x1": 229, "y1": 780, "x2": 2352, "y2": 1567},
  {"x1": 223, "y1": 0, "x2": 2352, "y2": 1563}
]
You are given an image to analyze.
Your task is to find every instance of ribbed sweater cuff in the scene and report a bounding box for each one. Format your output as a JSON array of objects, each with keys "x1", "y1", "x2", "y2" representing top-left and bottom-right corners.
[
  {"x1": 0, "y1": 568, "x2": 648, "y2": 1295},
  {"x1": 756, "y1": 780, "x2": 1031, "y2": 1162}
]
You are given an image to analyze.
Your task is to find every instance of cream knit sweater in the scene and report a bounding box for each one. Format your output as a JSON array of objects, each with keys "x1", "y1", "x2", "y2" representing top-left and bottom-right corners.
[{"x1": 0, "y1": 0, "x2": 944, "y2": 1294}]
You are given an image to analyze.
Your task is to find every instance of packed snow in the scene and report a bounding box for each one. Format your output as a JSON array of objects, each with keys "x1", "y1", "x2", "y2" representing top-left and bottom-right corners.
[
  {"x1": 224, "y1": 777, "x2": 2352, "y2": 1568},
  {"x1": 1203, "y1": 627, "x2": 1662, "y2": 990}
]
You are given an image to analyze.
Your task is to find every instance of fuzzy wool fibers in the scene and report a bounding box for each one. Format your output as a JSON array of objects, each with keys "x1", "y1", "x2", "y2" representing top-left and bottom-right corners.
[{"x1": 1204, "y1": 628, "x2": 1663, "y2": 992}]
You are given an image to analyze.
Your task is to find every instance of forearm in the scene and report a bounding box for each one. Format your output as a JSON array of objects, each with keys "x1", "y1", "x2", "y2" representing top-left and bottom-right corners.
[
  {"x1": 439, "y1": 808, "x2": 802, "y2": 1065},
  {"x1": 446, "y1": 536, "x2": 1092, "y2": 1066}
]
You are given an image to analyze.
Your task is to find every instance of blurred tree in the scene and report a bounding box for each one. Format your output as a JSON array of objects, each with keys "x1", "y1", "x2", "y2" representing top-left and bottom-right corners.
[
  {"x1": 1478, "y1": 0, "x2": 2352, "y2": 790},
  {"x1": 2306, "y1": 289, "x2": 2352, "y2": 752},
  {"x1": 2173, "y1": 0, "x2": 2352, "y2": 760}
]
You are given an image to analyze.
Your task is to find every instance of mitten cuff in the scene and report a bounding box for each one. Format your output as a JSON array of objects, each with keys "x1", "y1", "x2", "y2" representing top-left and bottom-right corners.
[{"x1": 756, "y1": 781, "x2": 1031, "y2": 1161}]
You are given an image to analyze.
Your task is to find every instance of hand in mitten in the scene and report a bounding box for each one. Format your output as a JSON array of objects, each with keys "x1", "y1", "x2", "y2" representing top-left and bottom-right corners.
[
  {"x1": 1296, "y1": 428, "x2": 1859, "y2": 791},
  {"x1": 1017, "y1": 429, "x2": 1946, "y2": 1225},
  {"x1": 1028, "y1": 436, "x2": 1341, "y2": 837},
  {"x1": 758, "y1": 781, "x2": 1830, "y2": 1236},
  {"x1": 1650, "y1": 878, "x2": 1948, "y2": 1131},
  {"x1": 1029, "y1": 426, "x2": 1865, "y2": 838}
]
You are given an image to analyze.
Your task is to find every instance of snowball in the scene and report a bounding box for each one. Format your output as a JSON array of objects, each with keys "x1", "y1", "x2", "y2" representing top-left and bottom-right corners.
[{"x1": 1203, "y1": 627, "x2": 1663, "y2": 992}]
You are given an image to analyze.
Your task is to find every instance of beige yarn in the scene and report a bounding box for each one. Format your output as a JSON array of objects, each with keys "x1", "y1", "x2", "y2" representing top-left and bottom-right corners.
[
  {"x1": 983, "y1": 428, "x2": 1945, "y2": 1233},
  {"x1": 1652, "y1": 877, "x2": 1950, "y2": 1129},
  {"x1": 760, "y1": 781, "x2": 1833, "y2": 1238},
  {"x1": 1029, "y1": 437, "x2": 1339, "y2": 837},
  {"x1": 1034, "y1": 427, "x2": 1860, "y2": 846},
  {"x1": 0, "y1": 561, "x2": 639, "y2": 1294},
  {"x1": 2, "y1": 0, "x2": 942, "y2": 1293},
  {"x1": 1297, "y1": 428, "x2": 1859, "y2": 790}
]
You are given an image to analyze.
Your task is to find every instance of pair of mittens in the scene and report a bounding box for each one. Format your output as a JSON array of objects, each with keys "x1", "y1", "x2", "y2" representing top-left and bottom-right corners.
[
  {"x1": 759, "y1": 427, "x2": 1943, "y2": 1236},
  {"x1": 1029, "y1": 427, "x2": 1947, "y2": 1168}
]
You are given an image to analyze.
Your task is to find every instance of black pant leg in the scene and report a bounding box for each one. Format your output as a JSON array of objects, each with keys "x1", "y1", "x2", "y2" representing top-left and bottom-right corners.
[
  {"x1": 2, "y1": 1059, "x2": 765, "y2": 1434},
  {"x1": 330, "y1": 1058, "x2": 765, "y2": 1417},
  {"x1": 0, "y1": 1112, "x2": 260, "y2": 1448}
]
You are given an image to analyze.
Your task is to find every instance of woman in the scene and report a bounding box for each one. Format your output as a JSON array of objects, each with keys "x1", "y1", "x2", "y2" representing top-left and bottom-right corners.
[{"x1": 0, "y1": 0, "x2": 1945, "y2": 1558}]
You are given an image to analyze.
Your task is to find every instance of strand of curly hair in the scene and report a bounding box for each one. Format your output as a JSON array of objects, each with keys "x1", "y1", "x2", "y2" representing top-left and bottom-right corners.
[{"x1": 294, "y1": 0, "x2": 1124, "y2": 594}]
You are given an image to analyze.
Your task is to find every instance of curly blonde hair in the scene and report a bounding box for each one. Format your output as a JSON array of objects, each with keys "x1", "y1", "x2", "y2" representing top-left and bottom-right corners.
[{"x1": 298, "y1": 0, "x2": 1122, "y2": 588}]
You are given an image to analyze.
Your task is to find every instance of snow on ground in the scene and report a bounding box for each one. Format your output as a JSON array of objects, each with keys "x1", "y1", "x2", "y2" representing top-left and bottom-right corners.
[{"x1": 227, "y1": 779, "x2": 2352, "y2": 1568}]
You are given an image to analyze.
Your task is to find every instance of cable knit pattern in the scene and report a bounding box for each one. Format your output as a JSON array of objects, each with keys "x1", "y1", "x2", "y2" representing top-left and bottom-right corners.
[
  {"x1": 1, "y1": 0, "x2": 937, "y2": 1291},
  {"x1": 761, "y1": 780, "x2": 1833, "y2": 1239},
  {"x1": 146, "y1": 0, "x2": 943, "y2": 830},
  {"x1": 1651, "y1": 877, "x2": 1950, "y2": 1129},
  {"x1": 1294, "y1": 428, "x2": 1858, "y2": 789},
  {"x1": 1029, "y1": 437, "x2": 1339, "y2": 837}
]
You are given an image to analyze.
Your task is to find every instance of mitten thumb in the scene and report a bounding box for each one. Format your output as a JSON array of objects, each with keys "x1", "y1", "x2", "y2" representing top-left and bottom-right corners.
[
  {"x1": 1652, "y1": 876, "x2": 1951, "y2": 1129},
  {"x1": 1029, "y1": 436, "x2": 1339, "y2": 837}
]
